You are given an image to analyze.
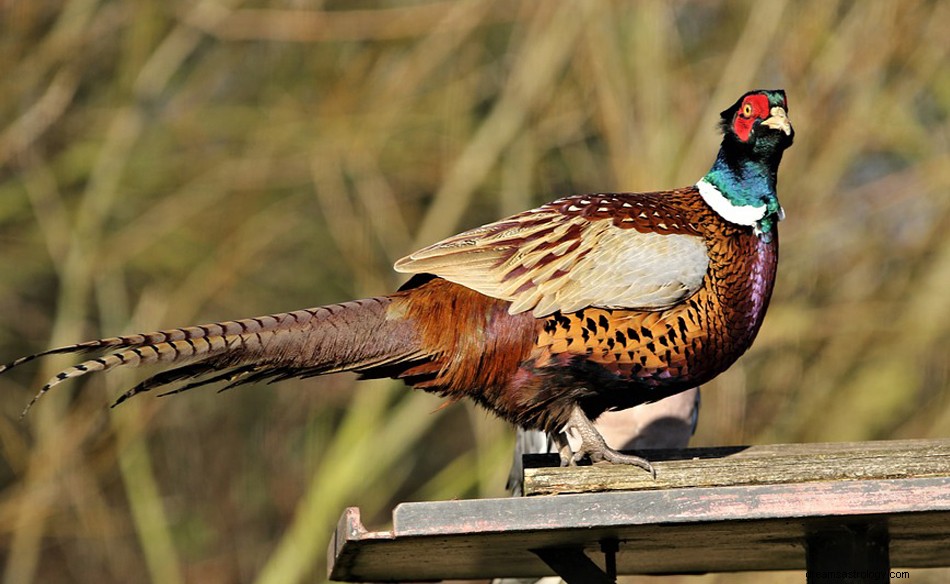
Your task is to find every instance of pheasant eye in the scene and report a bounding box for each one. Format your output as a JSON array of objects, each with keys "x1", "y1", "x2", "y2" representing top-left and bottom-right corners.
[{"x1": 742, "y1": 103, "x2": 754, "y2": 117}]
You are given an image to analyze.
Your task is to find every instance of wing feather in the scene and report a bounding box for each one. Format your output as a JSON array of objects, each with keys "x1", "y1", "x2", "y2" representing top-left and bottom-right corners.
[{"x1": 395, "y1": 196, "x2": 708, "y2": 317}]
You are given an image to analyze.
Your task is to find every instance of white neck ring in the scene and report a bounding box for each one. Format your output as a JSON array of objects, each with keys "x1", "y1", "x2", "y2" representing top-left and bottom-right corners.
[{"x1": 696, "y1": 178, "x2": 766, "y2": 226}]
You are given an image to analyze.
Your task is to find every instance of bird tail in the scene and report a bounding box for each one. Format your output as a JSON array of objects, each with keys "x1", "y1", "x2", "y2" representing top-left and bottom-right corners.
[{"x1": 2, "y1": 296, "x2": 424, "y2": 416}]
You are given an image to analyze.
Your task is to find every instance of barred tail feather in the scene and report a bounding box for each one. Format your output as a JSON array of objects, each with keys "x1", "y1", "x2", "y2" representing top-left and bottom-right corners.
[
  {"x1": 0, "y1": 313, "x2": 305, "y2": 375},
  {"x1": 110, "y1": 362, "x2": 240, "y2": 407},
  {"x1": 10, "y1": 297, "x2": 422, "y2": 416},
  {"x1": 19, "y1": 333, "x2": 240, "y2": 416}
]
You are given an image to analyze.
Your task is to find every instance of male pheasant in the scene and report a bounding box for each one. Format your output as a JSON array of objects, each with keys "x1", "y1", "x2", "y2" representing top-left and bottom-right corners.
[{"x1": 2, "y1": 89, "x2": 793, "y2": 472}]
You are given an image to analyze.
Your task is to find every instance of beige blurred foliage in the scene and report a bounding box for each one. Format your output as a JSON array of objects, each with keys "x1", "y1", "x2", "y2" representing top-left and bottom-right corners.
[{"x1": 0, "y1": 1, "x2": 947, "y2": 583}]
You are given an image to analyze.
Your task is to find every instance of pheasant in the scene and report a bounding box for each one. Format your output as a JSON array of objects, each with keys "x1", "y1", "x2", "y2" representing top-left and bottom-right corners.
[{"x1": 2, "y1": 89, "x2": 793, "y2": 472}]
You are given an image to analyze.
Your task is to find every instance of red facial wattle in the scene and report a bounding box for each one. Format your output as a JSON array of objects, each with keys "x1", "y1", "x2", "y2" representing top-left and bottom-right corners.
[{"x1": 732, "y1": 93, "x2": 770, "y2": 142}]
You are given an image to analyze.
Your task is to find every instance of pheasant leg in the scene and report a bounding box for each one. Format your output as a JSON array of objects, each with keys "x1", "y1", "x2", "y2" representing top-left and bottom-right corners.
[
  {"x1": 553, "y1": 430, "x2": 574, "y2": 467},
  {"x1": 566, "y1": 405, "x2": 656, "y2": 477}
]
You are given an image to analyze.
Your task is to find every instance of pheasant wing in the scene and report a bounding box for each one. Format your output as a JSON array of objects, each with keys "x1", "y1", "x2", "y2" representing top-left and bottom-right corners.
[{"x1": 395, "y1": 193, "x2": 709, "y2": 317}]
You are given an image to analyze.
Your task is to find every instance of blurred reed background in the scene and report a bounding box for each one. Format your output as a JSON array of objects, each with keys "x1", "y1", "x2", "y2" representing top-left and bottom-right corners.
[{"x1": 0, "y1": 1, "x2": 947, "y2": 583}]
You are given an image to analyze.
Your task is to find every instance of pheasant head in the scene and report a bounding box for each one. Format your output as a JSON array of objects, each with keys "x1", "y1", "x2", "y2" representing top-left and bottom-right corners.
[{"x1": 697, "y1": 89, "x2": 794, "y2": 239}]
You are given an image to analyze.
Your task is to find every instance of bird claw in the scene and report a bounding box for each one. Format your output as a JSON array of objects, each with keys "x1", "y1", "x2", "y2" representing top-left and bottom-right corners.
[{"x1": 559, "y1": 406, "x2": 656, "y2": 477}]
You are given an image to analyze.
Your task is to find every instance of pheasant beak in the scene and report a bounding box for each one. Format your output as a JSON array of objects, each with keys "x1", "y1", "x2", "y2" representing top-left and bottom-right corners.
[{"x1": 762, "y1": 106, "x2": 792, "y2": 135}]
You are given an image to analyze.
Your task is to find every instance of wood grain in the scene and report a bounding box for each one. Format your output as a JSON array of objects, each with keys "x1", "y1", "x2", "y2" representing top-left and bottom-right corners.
[
  {"x1": 328, "y1": 439, "x2": 950, "y2": 581},
  {"x1": 522, "y1": 438, "x2": 950, "y2": 496}
]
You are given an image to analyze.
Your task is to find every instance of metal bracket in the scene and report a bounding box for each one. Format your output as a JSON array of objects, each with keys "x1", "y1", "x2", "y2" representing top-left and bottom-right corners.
[
  {"x1": 532, "y1": 539, "x2": 618, "y2": 584},
  {"x1": 806, "y1": 522, "x2": 890, "y2": 583}
]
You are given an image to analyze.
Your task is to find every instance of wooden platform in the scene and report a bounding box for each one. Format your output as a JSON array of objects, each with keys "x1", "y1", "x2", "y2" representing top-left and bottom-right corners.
[{"x1": 327, "y1": 438, "x2": 950, "y2": 582}]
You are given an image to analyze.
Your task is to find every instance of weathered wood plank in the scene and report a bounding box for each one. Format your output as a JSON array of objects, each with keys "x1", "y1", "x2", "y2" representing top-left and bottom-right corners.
[
  {"x1": 522, "y1": 438, "x2": 950, "y2": 496},
  {"x1": 327, "y1": 439, "x2": 950, "y2": 582},
  {"x1": 329, "y1": 476, "x2": 950, "y2": 581}
]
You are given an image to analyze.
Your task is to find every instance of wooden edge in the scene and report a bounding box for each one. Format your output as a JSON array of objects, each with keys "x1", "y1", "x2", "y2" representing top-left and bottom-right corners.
[
  {"x1": 522, "y1": 438, "x2": 950, "y2": 496},
  {"x1": 327, "y1": 440, "x2": 950, "y2": 581},
  {"x1": 327, "y1": 507, "x2": 394, "y2": 579},
  {"x1": 390, "y1": 476, "x2": 950, "y2": 536},
  {"x1": 524, "y1": 438, "x2": 950, "y2": 465},
  {"x1": 327, "y1": 476, "x2": 950, "y2": 581}
]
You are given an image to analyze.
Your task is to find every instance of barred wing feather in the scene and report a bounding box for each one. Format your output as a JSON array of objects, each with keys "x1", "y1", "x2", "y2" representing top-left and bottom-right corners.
[{"x1": 395, "y1": 204, "x2": 709, "y2": 317}]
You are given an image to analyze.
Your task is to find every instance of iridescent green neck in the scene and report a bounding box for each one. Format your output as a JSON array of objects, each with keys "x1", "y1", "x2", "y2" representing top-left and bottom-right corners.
[{"x1": 698, "y1": 150, "x2": 784, "y2": 238}]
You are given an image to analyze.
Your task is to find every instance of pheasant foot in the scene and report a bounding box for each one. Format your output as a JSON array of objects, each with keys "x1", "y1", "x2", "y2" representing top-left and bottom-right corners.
[{"x1": 563, "y1": 405, "x2": 656, "y2": 477}]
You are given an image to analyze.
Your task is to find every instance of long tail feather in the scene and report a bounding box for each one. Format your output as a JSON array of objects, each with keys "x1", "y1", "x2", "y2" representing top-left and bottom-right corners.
[
  {"x1": 0, "y1": 314, "x2": 302, "y2": 375},
  {"x1": 110, "y1": 362, "x2": 234, "y2": 407},
  {"x1": 6, "y1": 297, "x2": 423, "y2": 416}
]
